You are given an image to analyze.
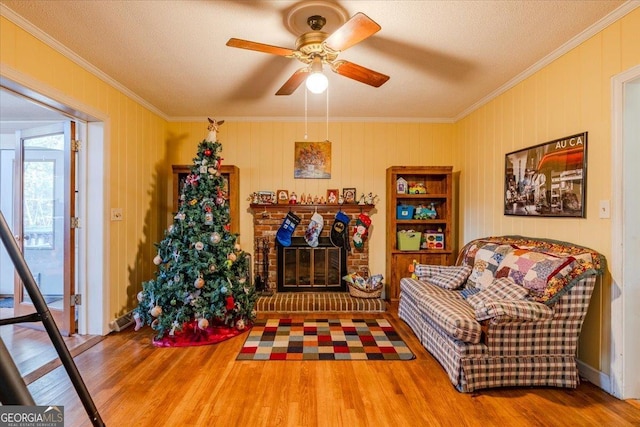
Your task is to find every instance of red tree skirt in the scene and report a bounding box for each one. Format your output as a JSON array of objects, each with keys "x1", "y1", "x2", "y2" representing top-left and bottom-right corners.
[{"x1": 152, "y1": 319, "x2": 251, "y2": 348}]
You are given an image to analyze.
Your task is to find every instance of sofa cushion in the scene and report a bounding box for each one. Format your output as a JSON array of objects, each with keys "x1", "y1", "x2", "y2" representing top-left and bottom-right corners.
[
  {"x1": 418, "y1": 293, "x2": 482, "y2": 343},
  {"x1": 400, "y1": 277, "x2": 462, "y2": 300},
  {"x1": 415, "y1": 265, "x2": 472, "y2": 290},
  {"x1": 466, "y1": 277, "x2": 529, "y2": 306},
  {"x1": 474, "y1": 299, "x2": 554, "y2": 322},
  {"x1": 467, "y1": 243, "x2": 513, "y2": 289}
]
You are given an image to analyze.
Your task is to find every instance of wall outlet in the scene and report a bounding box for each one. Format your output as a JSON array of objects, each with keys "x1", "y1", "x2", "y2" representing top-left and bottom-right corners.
[{"x1": 111, "y1": 208, "x2": 123, "y2": 221}]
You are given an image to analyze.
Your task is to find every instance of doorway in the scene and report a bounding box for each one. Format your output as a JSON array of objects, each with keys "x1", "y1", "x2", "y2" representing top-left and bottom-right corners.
[
  {"x1": 611, "y1": 64, "x2": 640, "y2": 399},
  {"x1": 1, "y1": 90, "x2": 77, "y2": 335}
]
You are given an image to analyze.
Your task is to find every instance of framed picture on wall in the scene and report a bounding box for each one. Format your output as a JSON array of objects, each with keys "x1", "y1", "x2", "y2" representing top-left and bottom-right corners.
[
  {"x1": 504, "y1": 132, "x2": 587, "y2": 217},
  {"x1": 294, "y1": 141, "x2": 331, "y2": 179}
]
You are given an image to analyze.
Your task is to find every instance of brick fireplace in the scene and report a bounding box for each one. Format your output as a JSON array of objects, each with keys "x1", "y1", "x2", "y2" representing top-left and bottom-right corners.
[{"x1": 250, "y1": 204, "x2": 374, "y2": 293}]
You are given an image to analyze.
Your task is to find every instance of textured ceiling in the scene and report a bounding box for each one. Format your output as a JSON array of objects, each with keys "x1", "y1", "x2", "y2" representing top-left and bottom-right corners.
[{"x1": 0, "y1": 0, "x2": 633, "y2": 121}]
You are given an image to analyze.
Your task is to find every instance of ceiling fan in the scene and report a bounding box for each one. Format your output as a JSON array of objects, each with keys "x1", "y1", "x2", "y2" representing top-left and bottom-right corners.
[{"x1": 226, "y1": 12, "x2": 390, "y2": 95}]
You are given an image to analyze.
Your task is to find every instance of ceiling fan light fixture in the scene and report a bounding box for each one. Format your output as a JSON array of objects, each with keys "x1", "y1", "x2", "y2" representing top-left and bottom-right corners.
[
  {"x1": 306, "y1": 56, "x2": 328, "y2": 94},
  {"x1": 306, "y1": 71, "x2": 328, "y2": 94}
]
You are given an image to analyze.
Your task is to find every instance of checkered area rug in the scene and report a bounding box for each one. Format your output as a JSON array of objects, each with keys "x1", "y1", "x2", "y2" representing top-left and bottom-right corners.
[
  {"x1": 255, "y1": 292, "x2": 386, "y2": 313},
  {"x1": 237, "y1": 318, "x2": 415, "y2": 361}
]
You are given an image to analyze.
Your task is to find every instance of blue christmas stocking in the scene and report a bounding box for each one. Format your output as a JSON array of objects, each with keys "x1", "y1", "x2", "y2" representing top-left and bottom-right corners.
[{"x1": 276, "y1": 211, "x2": 301, "y2": 247}]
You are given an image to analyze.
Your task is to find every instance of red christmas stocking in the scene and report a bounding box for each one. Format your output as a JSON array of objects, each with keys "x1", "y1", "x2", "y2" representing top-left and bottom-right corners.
[{"x1": 352, "y1": 212, "x2": 372, "y2": 249}]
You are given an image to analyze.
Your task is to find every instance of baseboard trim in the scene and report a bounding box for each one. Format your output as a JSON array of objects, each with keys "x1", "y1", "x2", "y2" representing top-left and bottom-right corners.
[{"x1": 578, "y1": 359, "x2": 611, "y2": 394}]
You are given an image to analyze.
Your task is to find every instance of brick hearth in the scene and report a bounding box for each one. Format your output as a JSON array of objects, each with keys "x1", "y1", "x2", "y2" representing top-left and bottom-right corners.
[{"x1": 250, "y1": 204, "x2": 374, "y2": 293}]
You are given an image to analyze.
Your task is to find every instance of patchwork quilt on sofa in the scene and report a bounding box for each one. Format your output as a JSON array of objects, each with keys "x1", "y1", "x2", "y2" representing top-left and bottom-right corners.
[{"x1": 399, "y1": 235, "x2": 605, "y2": 392}]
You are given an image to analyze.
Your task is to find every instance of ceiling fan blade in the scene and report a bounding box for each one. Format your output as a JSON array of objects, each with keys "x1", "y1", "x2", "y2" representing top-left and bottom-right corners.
[
  {"x1": 323, "y1": 12, "x2": 381, "y2": 52},
  {"x1": 276, "y1": 68, "x2": 310, "y2": 95},
  {"x1": 331, "y1": 60, "x2": 389, "y2": 87},
  {"x1": 226, "y1": 38, "x2": 295, "y2": 57}
]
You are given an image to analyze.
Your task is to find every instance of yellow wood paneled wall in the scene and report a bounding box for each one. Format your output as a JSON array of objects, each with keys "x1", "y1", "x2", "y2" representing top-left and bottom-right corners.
[
  {"x1": 456, "y1": 8, "x2": 640, "y2": 371},
  {"x1": 3, "y1": 5, "x2": 639, "y2": 375},
  {"x1": 1, "y1": 16, "x2": 168, "y2": 322},
  {"x1": 166, "y1": 121, "x2": 457, "y2": 280}
]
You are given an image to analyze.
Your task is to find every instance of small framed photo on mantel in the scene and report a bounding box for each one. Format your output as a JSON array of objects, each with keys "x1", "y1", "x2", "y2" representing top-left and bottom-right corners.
[
  {"x1": 343, "y1": 188, "x2": 356, "y2": 204},
  {"x1": 277, "y1": 190, "x2": 289, "y2": 204}
]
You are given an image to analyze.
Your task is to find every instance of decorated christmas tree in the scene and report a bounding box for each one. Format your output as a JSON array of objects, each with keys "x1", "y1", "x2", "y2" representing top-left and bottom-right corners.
[{"x1": 134, "y1": 119, "x2": 257, "y2": 346}]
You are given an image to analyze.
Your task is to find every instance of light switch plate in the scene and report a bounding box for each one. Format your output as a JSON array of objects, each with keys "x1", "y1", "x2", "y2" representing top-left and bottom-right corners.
[
  {"x1": 599, "y1": 200, "x2": 610, "y2": 219},
  {"x1": 111, "y1": 208, "x2": 123, "y2": 221}
]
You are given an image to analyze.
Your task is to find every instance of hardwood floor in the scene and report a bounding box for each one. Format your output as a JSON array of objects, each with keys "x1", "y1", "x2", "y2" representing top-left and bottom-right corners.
[
  {"x1": 1, "y1": 307, "x2": 103, "y2": 384},
  {"x1": 15, "y1": 309, "x2": 640, "y2": 427}
]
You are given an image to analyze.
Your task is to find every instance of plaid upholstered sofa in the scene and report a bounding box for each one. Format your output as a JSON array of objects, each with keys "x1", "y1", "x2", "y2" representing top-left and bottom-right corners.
[{"x1": 398, "y1": 235, "x2": 605, "y2": 392}]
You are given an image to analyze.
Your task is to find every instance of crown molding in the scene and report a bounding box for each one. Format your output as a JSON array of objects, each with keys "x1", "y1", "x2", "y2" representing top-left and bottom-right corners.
[
  {"x1": 0, "y1": 4, "x2": 168, "y2": 121},
  {"x1": 3, "y1": 1, "x2": 637, "y2": 125},
  {"x1": 453, "y1": 1, "x2": 640, "y2": 122},
  {"x1": 168, "y1": 116, "x2": 454, "y2": 124}
]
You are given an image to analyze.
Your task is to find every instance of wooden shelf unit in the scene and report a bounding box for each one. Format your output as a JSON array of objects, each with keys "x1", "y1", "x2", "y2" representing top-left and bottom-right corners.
[
  {"x1": 385, "y1": 166, "x2": 454, "y2": 302},
  {"x1": 172, "y1": 164, "x2": 239, "y2": 234}
]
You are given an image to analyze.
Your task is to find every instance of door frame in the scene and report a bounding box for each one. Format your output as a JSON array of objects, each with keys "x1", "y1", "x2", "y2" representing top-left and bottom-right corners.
[
  {"x1": 1, "y1": 73, "x2": 109, "y2": 336},
  {"x1": 610, "y1": 64, "x2": 640, "y2": 399}
]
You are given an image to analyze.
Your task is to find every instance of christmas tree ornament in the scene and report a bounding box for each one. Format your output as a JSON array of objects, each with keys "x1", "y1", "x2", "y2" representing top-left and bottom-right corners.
[
  {"x1": 195, "y1": 241, "x2": 204, "y2": 251},
  {"x1": 205, "y1": 212, "x2": 213, "y2": 225},
  {"x1": 228, "y1": 252, "x2": 237, "y2": 262},
  {"x1": 226, "y1": 295, "x2": 235, "y2": 310},
  {"x1": 137, "y1": 291, "x2": 144, "y2": 302},
  {"x1": 220, "y1": 286, "x2": 228, "y2": 294},
  {"x1": 168, "y1": 224, "x2": 174, "y2": 233},
  {"x1": 304, "y1": 212, "x2": 324, "y2": 247},
  {"x1": 352, "y1": 212, "x2": 372, "y2": 249},
  {"x1": 194, "y1": 277, "x2": 205, "y2": 289},
  {"x1": 133, "y1": 312, "x2": 143, "y2": 331},
  {"x1": 276, "y1": 211, "x2": 301, "y2": 247},
  {"x1": 236, "y1": 318, "x2": 246, "y2": 330},
  {"x1": 209, "y1": 264, "x2": 216, "y2": 272},
  {"x1": 204, "y1": 148, "x2": 212, "y2": 157},
  {"x1": 210, "y1": 232, "x2": 221, "y2": 244},
  {"x1": 200, "y1": 165, "x2": 207, "y2": 173},
  {"x1": 151, "y1": 319, "x2": 160, "y2": 329},
  {"x1": 150, "y1": 305, "x2": 162, "y2": 317},
  {"x1": 174, "y1": 274, "x2": 180, "y2": 282},
  {"x1": 189, "y1": 198, "x2": 198, "y2": 206},
  {"x1": 175, "y1": 212, "x2": 185, "y2": 221},
  {"x1": 153, "y1": 255, "x2": 162, "y2": 265},
  {"x1": 198, "y1": 318, "x2": 210, "y2": 329}
]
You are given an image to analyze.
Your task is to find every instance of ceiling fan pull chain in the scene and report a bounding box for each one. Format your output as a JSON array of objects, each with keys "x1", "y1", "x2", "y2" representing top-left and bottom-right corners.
[
  {"x1": 326, "y1": 85, "x2": 329, "y2": 141},
  {"x1": 304, "y1": 88, "x2": 308, "y2": 140}
]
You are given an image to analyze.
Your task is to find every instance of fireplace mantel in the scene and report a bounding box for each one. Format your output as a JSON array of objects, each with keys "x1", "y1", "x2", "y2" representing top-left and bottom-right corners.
[
  {"x1": 249, "y1": 204, "x2": 374, "y2": 294},
  {"x1": 250, "y1": 204, "x2": 376, "y2": 213}
]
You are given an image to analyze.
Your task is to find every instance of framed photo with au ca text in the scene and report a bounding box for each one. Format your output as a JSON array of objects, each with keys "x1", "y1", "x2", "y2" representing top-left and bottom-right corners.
[{"x1": 504, "y1": 132, "x2": 587, "y2": 217}]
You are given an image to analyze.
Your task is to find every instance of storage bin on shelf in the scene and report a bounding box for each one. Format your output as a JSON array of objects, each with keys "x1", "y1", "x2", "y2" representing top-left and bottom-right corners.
[
  {"x1": 396, "y1": 205, "x2": 414, "y2": 219},
  {"x1": 397, "y1": 230, "x2": 421, "y2": 250},
  {"x1": 424, "y1": 230, "x2": 445, "y2": 249}
]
